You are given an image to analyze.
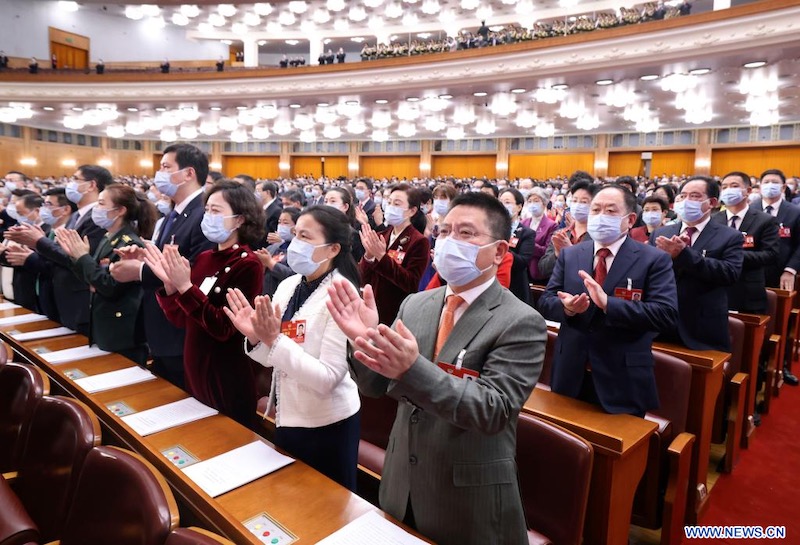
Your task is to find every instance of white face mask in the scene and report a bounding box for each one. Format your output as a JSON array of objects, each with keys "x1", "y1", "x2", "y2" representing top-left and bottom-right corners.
[
  {"x1": 433, "y1": 236, "x2": 496, "y2": 287},
  {"x1": 587, "y1": 213, "x2": 627, "y2": 245},
  {"x1": 286, "y1": 238, "x2": 330, "y2": 277}
]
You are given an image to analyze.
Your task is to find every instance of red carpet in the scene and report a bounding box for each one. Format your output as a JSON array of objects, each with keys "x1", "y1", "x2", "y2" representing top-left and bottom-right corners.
[{"x1": 693, "y1": 386, "x2": 800, "y2": 543}]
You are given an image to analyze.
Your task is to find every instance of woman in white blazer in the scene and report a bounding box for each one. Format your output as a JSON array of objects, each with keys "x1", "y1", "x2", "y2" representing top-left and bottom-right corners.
[{"x1": 226, "y1": 205, "x2": 361, "y2": 490}]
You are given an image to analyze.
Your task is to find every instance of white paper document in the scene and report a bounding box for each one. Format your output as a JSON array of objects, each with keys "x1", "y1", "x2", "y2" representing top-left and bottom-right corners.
[
  {"x1": 9, "y1": 326, "x2": 76, "y2": 341},
  {"x1": 0, "y1": 302, "x2": 22, "y2": 311},
  {"x1": 182, "y1": 441, "x2": 294, "y2": 498},
  {"x1": 0, "y1": 313, "x2": 48, "y2": 326},
  {"x1": 315, "y1": 511, "x2": 428, "y2": 545},
  {"x1": 73, "y1": 366, "x2": 156, "y2": 393},
  {"x1": 545, "y1": 320, "x2": 561, "y2": 330},
  {"x1": 41, "y1": 345, "x2": 111, "y2": 365},
  {"x1": 121, "y1": 397, "x2": 218, "y2": 436}
]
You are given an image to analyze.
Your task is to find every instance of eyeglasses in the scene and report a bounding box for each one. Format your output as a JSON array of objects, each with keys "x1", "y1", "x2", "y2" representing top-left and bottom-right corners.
[
  {"x1": 438, "y1": 225, "x2": 496, "y2": 241},
  {"x1": 675, "y1": 193, "x2": 707, "y2": 202}
]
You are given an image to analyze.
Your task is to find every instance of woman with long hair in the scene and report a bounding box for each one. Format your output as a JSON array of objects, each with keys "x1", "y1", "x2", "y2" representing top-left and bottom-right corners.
[{"x1": 225, "y1": 205, "x2": 361, "y2": 490}]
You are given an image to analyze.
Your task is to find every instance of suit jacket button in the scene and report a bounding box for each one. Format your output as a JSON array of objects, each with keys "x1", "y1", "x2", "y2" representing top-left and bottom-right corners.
[
  {"x1": 214, "y1": 286, "x2": 221, "y2": 293},
  {"x1": 115, "y1": 312, "x2": 122, "y2": 318},
  {"x1": 409, "y1": 455, "x2": 417, "y2": 465},
  {"x1": 410, "y1": 414, "x2": 419, "y2": 424},
  {"x1": 224, "y1": 267, "x2": 231, "y2": 273},
  {"x1": 241, "y1": 252, "x2": 248, "y2": 258}
]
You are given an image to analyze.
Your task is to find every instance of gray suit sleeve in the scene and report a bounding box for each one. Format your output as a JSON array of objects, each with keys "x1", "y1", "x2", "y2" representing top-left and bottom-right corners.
[
  {"x1": 536, "y1": 239, "x2": 557, "y2": 279},
  {"x1": 387, "y1": 303, "x2": 545, "y2": 435}
]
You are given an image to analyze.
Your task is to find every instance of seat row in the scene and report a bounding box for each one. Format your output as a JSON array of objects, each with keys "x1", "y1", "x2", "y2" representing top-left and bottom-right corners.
[{"x1": 0, "y1": 360, "x2": 235, "y2": 545}]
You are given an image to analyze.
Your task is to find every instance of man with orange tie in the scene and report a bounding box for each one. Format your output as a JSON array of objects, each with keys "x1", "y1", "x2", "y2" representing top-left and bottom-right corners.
[
  {"x1": 327, "y1": 192, "x2": 545, "y2": 545},
  {"x1": 539, "y1": 185, "x2": 678, "y2": 416}
]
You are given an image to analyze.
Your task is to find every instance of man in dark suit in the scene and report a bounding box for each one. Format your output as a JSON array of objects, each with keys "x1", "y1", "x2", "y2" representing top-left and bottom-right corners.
[
  {"x1": 4, "y1": 165, "x2": 109, "y2": 335},
  {"x1": 354, "y1": 178, "x2": 376, "y2": 224},
  {"x1": 110, "y1": 144, "x2": 215, "y2": 388},
  {"x1": 328, "y1": 192, "x2": 545, "y2": 545},
  {"x1": 540, "y1": 185, "x2": 678, "y2": 416},
  {"x1": 652, "y1": 176, "x2": 743, "y2": 352},
  {"x1": 711, "y1": 171, "x2": 779, "y2": 315},
  {"x1": 751, "y1": 168, "x2": 800, "y2": 385},
  {"x1": 0, "y1": 193, "x2": 46, "y2": 311},
  {"x1": 258, "y1": 181, "x2": 283, "y2": 234}
]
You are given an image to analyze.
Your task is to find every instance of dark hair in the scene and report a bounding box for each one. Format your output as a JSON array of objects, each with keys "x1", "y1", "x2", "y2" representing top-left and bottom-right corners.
[
  {"x1": 78, "y1": 165, "x2": 112, "y2": 192},
  {"x1": 299, "y1": 205, "x2": 360, "y2": 287},
  {"x1": 234, "y1": 174, "x2": 257, "y2": 191},
  {"x1": 722, "y1": 171, "x2": 751, "y2": 187},
  {"x1": 44, "y1": 187, "x2": 77, "y2": 212},
  {"x1": 355, "y1": 178, "x2": 374, "y2": 192},
  {"x1": 761, "y1": 169, "x2": 786, "y2": 184},
  {"x1": 279, "y1": 207, "x2": 301, "y2": 224},
  {"x1": 208, "y1": 171, "x2": 224, "y2": 182},
  {"x1": 416, "y1": 186, "x2": 433, "y2": 206},
  {"x1": 569, "y1": 170, "x2": 594, "y2": 185},
  {"x1": 433, "y1": 185, "x2": 457, "y2": 200},
  {"x1": 499, "y1": 188, "x2": 524, "y2": 206},
  {"x1": 449, "y1": 192, "x2": 512, "y2": 241},
  {"x1": 568, "y1": 179, "x2": 596, "y2": 198},
  {"x1": 643, "y1": 195, "x2": 669, "y2": 212},
  {"x1": 594, "y1": 184, "x2": 637, "y2": 214},
  {"x1": 260, "y1": 181, "x2": 279, "y2": 199},
  {"x1": 11, "y1": 188, "x2": 35, "y2": 198},
  {"x1": 481, "y1": 183, "x2": 499, "y2": 197},
  {"x1": 5, "y1": 171, "x2": 30, "y2": 181},
  {"x1": 19, "y1": 193, "x2": 43, "y2": 211},
  {"x1": 391, "y1": 182, "x2": 421, "y2": 212},
  {"x1": 653, "y1": 183, "x2": 676, "y2": 204},
  {"x1": 205, "y1": 181, "x2": 266, "y2": 246},
  {"x1": 681, "y1": 176, "x2": 720, "y2": 200},
  {"x1": 162, "y1": 144, "x2": 209, "y2": 187},
  {"x1": 325, "y1": 187, "x2": 358, "y2": 227},
  {"x1": 283, "y1": 189, "x2": 305, "y2": 207},
  {"x1": 615, "y1": 176, "x2": 638, "y2": 194},
  {"x1": 104, "y1": 183, "x2": 158, "y2": 239}
]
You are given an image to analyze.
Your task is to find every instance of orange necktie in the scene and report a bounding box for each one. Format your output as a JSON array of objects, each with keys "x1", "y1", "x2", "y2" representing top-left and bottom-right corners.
[{"x1": 434, "y1": 295, "x2": 465, "y2": 360}]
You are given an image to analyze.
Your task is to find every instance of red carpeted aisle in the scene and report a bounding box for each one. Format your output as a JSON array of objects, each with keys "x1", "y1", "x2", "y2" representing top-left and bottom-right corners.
[{"x1": 693, "y1": 387, "x2": 800, "y2": 543}]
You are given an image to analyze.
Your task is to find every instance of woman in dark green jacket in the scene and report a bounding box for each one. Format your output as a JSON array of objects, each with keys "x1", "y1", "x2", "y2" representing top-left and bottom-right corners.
[{"x1": 57, "y1": 183, "x2": 156, "y2": 365}]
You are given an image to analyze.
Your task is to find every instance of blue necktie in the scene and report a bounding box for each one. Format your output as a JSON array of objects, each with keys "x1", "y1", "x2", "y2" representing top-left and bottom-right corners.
[{"x1": 157, "y1": 209, "x2": 179, "y2": 247}]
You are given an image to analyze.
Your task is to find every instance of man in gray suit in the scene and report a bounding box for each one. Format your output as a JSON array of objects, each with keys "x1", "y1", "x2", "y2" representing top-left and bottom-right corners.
[{"x1": 328, "y1": 192, "x2": 545, "y2": 545}]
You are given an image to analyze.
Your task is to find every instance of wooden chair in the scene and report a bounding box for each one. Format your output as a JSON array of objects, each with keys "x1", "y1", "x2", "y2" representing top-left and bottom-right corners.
[
  {"x1": 356, "y1": 395, "x2": 397, "y2": 503},
  {"x1": 761, "y1": 289, "x2": 781, "y2": 414},
  {"x1": 54, "y1": 446, "x2": 179, "y2": 545},
  {"x1": 0, "y1": 396, "x2": 101, "y2": 543},
  {"x1": 634, "y1": 351, "x2": 696, "y2": 545},
  {"x1": 517, "y1": 413, "x2": 593, "y2": 545},
  {"x1": 0, "y1": 363, "x2": 49, "y2": 473}
]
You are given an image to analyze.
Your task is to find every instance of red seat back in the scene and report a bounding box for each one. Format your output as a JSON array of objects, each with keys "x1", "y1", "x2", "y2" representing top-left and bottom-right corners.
[{"x1": 0, "y1": 363, "x2": 48, "y2": 472}]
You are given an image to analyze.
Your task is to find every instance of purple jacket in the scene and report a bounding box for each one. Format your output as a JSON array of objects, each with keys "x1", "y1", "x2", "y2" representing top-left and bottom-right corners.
[{"x1": 521, "y1": 214, "x2": 558, "y2": 281}]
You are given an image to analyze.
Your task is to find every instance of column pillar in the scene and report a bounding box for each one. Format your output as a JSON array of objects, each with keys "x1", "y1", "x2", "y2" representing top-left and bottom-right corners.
[
  {"x1": 695, "y1": 129, "x2": 712, "y2": 175},
  {"x1": 243, "y1": 38, "x2": 259, "y2": 68},
  {"x1": 594, "y1": 134, "x2": 610, "y2": 178},
  {"x1": 420, "y1": 140, "x2": 432, "y2": 178},
  {"x1": 496, "y1": 138, "x2": 509, "y2": 178},
  {"x1": 348, "y1": 141, "x2": 360, "y2": 177},
  {"x1": 280, "y1": 141, "x2": 291, "y2": 178},
  {"x1": 309, "y1": 39, "x2": 324, "y2": 65}
]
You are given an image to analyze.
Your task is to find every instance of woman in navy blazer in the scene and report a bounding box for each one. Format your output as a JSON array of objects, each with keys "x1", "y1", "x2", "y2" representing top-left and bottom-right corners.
[{"x1": 521, "y1": 187, "x2": 558, "y2": 284}]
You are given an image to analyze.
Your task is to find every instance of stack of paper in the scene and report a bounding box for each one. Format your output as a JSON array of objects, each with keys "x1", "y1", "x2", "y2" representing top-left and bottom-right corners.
[
  {"x1": 42, "y1": 345, "x2": 111, "y2": 365},
  {"x1": 121, "y1": 398, "x2": 218, "y2": 436},
  {"x1": 315, "y1": 512, "x2": 429, "y2": 545},
  {"x1": 545, "y1": 320, "x2": 561, "y2": 330},
  {"x1": 9, "y1": 327, "x2": 76, "y2": 341},
  {"x1": 73, "y1": 366, "x2": 156, "y2": 393},
  {"x1": 0, "y1": 302, "x2": 22, "y2": 311},
  {"x1": 0, "y1": 313, "x2": 48, "y2": 326},
  {"x1": 182, "y1": 441, "x2": 294, "y2": 498}
]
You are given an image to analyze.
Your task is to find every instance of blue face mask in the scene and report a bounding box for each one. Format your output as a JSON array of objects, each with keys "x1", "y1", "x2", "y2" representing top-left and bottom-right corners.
[
  {"x1": 146, "y1": 191, "x2": 158, "y2": 203},
  {"x1": 39, "y1": 206, "x2": 57, "y2": 225},
  {"x1": 642, "y1": 211, "x2": 663, "y2": 227},
  {"x1": 5, "y1": 181, "x2": 18, "y2": 192},
  {"x1": 527, "y1": 202, "x2": 544, "y2": 217},
  {"x1": 674, "y1": 199, "x2": 707, "y2": 224},
  {"x1": 91, "y1": 206, "x2": 119, "y2": 230},
  {"x1": 720, "y1": 188, "x2": 745, "y2": 207},
  {"x1": 156, "y1": 200, "x2": 172, "y2": 216},
  {"x1": 571, "y1": 203, "x2": 590, "y2": 223},
  {"x1": 153, "y1": 169, "x2": 185, "y2": 198},
  {"x1": 286, "y1": 238, "x2": 330, "y2": 277},
  {"x1": 6, "y1": 202, "x2": 20, "y2": 221},
  {"x1": 433, "y1": 236, "x2": 497, "y2": 287},
  {"x1": 277, "y1": 224, "x2": 294, "y2": 242},
  {"x1": 355, "y1": 189, "x2": 367, "y2": 202},
  {"x1": 760, "y1": 183, "x2": 782, "y2": 199},
  {"x1": 587, "y1": 213, "x2": 626, "y2": 245},
  {"x1": 384, "y1": 204, "x2": 407, "y2": 226},
  {"x1": 433, "y1": 199, "x2": 449, "y2": 216},
  {"x1": 66, "y1": 181, "x2": 84, "y2": 204},
  {"x1": 201, "y1": 212, "x2": 238, "y2": 244}
]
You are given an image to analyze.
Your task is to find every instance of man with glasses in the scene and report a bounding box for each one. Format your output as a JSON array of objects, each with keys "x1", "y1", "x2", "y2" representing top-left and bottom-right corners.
[
  {"x1": 652, "y1": 176, "x2": 744, "y2": 352},
  {"x1": 4, "y1": 165, "x2": 108, "y2": 335},
  {"x1": 328, "y1": 192, "x2": 545, "y2": 545},
  {"x1": 540, "y1": 185, "x2": 678, "y2": 416}
]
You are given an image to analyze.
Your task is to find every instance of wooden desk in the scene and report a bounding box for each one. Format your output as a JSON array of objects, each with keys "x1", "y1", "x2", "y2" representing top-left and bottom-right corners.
[
  {"x1": 730, "y1": 312, "x2": 769, "y2": 447},
  {"x1": 767, "y1": 288, "x2": 795, "y2": 394},
  {"x1": 0, "y1": 312, "x2": 430, "y2": 544},
  {"x1": 652, "y1": 342, "x2": 728, "y2": 524},
  {"x1": 524, "y1": 387, "x2": 656, "y2": 545}
]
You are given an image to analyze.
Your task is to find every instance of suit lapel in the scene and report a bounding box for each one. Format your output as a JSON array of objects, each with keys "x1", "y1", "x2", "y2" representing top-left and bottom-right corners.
[
  {"x1": 415, "y1": 288, "x2": 446, "y2": 361},
  {"x1": 577, "y1": 241, "x2": 594, "y2": 279},
  {"x1": 693, "y1": 220, "x2": 718, "y2": 249},
  {"x1": 739, "y1": 210, "x2": 756, "y2": 234},
  {"x1": 436, "y1": 282, "x2": 498, "y2": 365},
  {"x1": 603, "y1": 237, "x2": 639, "y2": 290}
]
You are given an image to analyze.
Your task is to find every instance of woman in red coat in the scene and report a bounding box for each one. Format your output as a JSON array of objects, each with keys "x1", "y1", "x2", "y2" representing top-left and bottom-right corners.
[{"x1": 146, "y1": 181, "x2": 265, "y2": 427}]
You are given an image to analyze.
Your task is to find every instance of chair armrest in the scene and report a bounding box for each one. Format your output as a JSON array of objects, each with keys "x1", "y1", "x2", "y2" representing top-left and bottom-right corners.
[{"x1": 661, "y1": 433, "x2": 695, "y2": 545}]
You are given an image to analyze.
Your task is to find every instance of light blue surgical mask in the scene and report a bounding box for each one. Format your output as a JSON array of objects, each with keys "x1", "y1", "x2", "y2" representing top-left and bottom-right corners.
[
  {"x1": 504, "y1": 204, "x2": 517, "y2": 218},
  {"x1": 277, "y1": 224, "x2": 294, "y2": 242},
  {"x1": 201, "y1": 212, "x2": 238, "y2": 244},
  {"x1": 384, "y1": 204, "x2": 406, "y2": 226},
  {"x1": 674, "y1": 199, "x2": 707, "y2": 224},
  {"x1": 16, "y1": 209, "x2": 35, "y2": 225},
  {"x1": 156, "y1": 200, "x2": 172, "y2": 216},
  {"x1": 642, "y1": 211, "x2": 663, "y2": 228},
  {"x1": 587, "y1": 213, "x2": 626, "y2": 245},
  {"x1": 433, "y1": 199, "x2": 449, "y2": 216},
  {"x1": 146, "y1": 191, "x2": 158, "y2": 203},
  {"x1": 527, "y1": 202, "x2": 544, "y2": 217},
  {"x1": 355, "y1": 189, "x2": 368, "y2": 202},
  {"x1": 39, "y1": 206, "x2": 56, "y2": 225},
  {"x1": 91, "y1": 206, "x2": 119, "y2": 230},
  {"x1": 6, "y1": 202, "x2": 19, "y2": 221},
  {"x1": 760, "y1": 182, "x2": 782, "y2": 200},
  {"x1": 433, "y1": 236, "x2": 497, "y2": 287},
  {"x1": 286, "y1": 238, "x2": 330, "y2": 277},
  {"x1": 153, "y1": 169, "x2": 185, "y2": 198},
  {"x1": 571, "y1": 202, "x2": 590, "y2": 222},
  {"x1": 720, "y1": 188, "x2": 745, "y2": 207},
  {"x1": 5, "y1": 181, "x2": 18, "y2": 192},
  {"x1": 66, "y1": 181, "x2": 84, "y2": 204}
]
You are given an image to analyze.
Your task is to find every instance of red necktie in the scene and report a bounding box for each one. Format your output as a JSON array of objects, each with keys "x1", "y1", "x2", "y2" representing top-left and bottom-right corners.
[
  {"x1": 434, "y1": 295, "x2": 464, "y2": 360},
  {"x1": 683, "y1": 226, "x2": 698, "y2": 247},
  {"x1": 594, "y1": 248, "x2": 612, "y2": 286}
]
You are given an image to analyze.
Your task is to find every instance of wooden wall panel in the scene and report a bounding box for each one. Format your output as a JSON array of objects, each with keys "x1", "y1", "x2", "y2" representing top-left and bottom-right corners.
[
  {"x1": 50, "y1": 43, "x2": 88, "y2": 70},
  {"x1": 26, "y1": 141, "x2": 104, "y2": 177},
  {"x1": 711, "y1": 146, "x2": 800, "y2": 178},
  {"x1": 432, "y1": 155, "x2": 495, "y2": 178},
  {"x1": 608, "y1": 152, "x2": 643, "y2": 177},
  {"x1": 0, "y1": 138, "x2": 26, "y2": 173},
  {"x1": 224, "y1": 155, "x2": 280, "y2": 179},
  {"x1": 651, "y1": 150, "x2": 696, "y2": 178},
  {"x1": 290, "y1": 156, "x2": 347, "y2": 178},
  {"x1": 509, "y1": 153, "x2": 594, "y2": 179},
  {"x1": 360, "y1": 156, "x2": 420, "y2": 179}
]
